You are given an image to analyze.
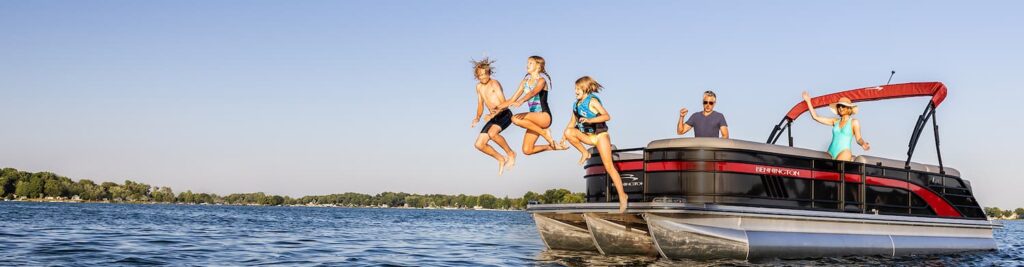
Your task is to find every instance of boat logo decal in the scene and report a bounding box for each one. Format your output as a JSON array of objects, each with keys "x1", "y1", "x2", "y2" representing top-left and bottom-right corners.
[
  {"x1": 622, "y1": 174, "x2": 642, "y2": 187},
  {"x1": 754, "y1": 166, "x2": 802, "y2": 177}
]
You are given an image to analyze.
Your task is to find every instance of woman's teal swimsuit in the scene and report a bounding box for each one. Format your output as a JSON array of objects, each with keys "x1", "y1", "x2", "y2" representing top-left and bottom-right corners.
[
  {"x1": 524, "y1": 76, "x2": 550, "y2": 115},
  {"x1": 828, "y1": 119, "x2": 854, "y2": 158}
]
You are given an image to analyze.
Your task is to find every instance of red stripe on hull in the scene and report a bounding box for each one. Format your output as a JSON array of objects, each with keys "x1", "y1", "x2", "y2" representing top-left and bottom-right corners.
[
  {"x1": 648, "y1": 161, "x2": 818, "y2": 180},
  {"x1": 585, "y1": 160, "x2": 644, "y2": 176},
  {"x1": 909, "y1": 183, "x2": 961, "y2": 218},
  {"x1": 717, "y1": 162, "x2": 818, "y2": 180},
  {"x1": 810, "y1": 171, "x2": 841, "y2": 182},
  {"x1": 647, "y1": 160, "x2": 704, "y2": 171},
  {"x1": 866, "y1": 176, "x2": 962, "y2": 218},
  {"x1": 866, "y1": 176, "x2": 908, "y2": 189}
]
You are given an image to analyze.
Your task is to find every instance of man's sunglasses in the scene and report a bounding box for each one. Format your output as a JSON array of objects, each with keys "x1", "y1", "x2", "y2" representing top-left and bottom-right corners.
[{"x1": 703, "y1": 101, "x2": 716, "y2": 105}]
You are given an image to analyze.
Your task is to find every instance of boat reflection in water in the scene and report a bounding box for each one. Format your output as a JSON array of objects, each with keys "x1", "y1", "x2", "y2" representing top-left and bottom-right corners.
[{"x1": 528, "y1": 82, "x2": 999, "y2": 262}]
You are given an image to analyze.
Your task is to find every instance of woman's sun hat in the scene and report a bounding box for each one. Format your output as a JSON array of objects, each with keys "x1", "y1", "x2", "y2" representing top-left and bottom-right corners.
[{"x1": 829, "y1": 97, "x2": 859, "y2": 115}]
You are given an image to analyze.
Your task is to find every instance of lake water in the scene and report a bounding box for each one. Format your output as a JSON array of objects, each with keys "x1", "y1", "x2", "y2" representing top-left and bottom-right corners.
[{"x1": 0, "y1": 202, "x2": 1021, "y2": 266}]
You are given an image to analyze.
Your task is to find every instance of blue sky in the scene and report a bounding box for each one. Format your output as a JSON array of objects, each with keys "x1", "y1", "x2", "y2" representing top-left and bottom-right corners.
[{"x1": 1, "y1": 1, "x2": 1022, "y2": 208}]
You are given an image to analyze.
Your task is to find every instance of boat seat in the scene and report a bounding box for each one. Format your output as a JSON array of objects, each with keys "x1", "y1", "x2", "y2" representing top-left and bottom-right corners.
[{"x1": 855, "y1": 155, "x2": 959, "y2": 177}]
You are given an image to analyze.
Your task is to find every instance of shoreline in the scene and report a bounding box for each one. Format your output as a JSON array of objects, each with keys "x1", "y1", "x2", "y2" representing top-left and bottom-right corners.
[
  {"x1": 0, "y1": 167, "x2": 584, "y2": 210},
  {"x1": 1, "y1": 198, "x2": 526, "y2": 211}
]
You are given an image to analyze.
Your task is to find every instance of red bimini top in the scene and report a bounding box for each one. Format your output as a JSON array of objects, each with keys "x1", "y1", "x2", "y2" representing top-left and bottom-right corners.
[{"x1": 785, "y1": 82, "x2": 948, "y2": 121}]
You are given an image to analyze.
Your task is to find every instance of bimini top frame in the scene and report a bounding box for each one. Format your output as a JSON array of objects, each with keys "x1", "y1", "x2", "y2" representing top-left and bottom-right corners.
[{"x1": 766, "y1": 82, "x2": 949, "y2": 173}]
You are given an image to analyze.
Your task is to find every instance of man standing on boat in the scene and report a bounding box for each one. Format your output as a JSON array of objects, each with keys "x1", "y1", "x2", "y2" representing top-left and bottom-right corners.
[{"x1": 677, "y1": 90, "x2": 729, "y2": 138}]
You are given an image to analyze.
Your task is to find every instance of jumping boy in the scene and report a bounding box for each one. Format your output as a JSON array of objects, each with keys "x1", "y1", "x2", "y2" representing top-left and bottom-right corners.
[{"x1": 470, "y1": 58, "x2": 516, "y2": 175}]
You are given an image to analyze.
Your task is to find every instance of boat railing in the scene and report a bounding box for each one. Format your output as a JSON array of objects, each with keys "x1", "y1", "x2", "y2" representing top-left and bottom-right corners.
[{"x1": 586, "y1": 147, "x2": 645, "y2": 158}]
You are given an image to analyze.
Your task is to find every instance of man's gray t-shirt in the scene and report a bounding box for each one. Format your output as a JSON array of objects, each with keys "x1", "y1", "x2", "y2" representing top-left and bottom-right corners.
[{"x1": 686, "y1": 111, "x2": 728, "y2": 138}]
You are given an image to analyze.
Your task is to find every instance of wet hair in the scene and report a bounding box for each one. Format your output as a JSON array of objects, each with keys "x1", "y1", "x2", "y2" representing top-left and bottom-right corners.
[
  {"x1": 703, "y1": 90, "x2": 717, "y2": 98},
  {"x1": 575, "y1": 76, "x2": 603, "y2": 94},
  {"x1": 470, "y1": 57, "x2": 495, "y2": 78}
]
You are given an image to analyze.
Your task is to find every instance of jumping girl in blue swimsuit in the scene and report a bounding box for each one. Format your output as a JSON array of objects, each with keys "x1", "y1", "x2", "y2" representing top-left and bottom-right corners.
[
  {"x1": 802, "y1": 92, "x2": 871, "y2": 161},
  {"x1": 503, "y1": 56, "x2": 566, "y2": 155}
]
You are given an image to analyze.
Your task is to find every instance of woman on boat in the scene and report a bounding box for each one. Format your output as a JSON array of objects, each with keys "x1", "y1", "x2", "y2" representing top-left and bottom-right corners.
[
  {"x1": 503, "y1": 56, "x2": 566, "y2": 155},
  {"x1": 561, "y1": 76, "x2": 628, "y2": 213},
  {"x1": 802, "y1": 92, "x2": 871, "y2": 161}
]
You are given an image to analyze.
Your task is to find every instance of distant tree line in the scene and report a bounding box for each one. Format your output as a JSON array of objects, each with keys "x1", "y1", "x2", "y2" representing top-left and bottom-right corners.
[
  {"x1": 983, "y1": 207, "x2": 1024, "y2": 220},
  {"x1": 0, "y1": 168, "x2": 585, "y2": 209}
]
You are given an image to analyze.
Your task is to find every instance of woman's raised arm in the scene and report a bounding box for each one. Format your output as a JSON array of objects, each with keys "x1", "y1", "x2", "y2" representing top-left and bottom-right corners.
[{"x1": 803, "y1": 91, "x2": 835, "y2": 126}]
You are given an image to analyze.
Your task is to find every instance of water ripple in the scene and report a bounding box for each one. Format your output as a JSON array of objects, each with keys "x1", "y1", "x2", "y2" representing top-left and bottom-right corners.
[{"x1": 0, "y1": 202, "x2": 1020, "y2": 265}]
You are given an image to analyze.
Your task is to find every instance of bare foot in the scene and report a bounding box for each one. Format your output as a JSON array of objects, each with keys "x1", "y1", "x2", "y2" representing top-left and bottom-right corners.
[
  {"x1": 504, "y1": 153, "x2": 516, "y2": 171},
  {"x1": 542, "y1": 129, "x2": 565, "y2": 150},
  {"x1": 617, "y1": 198, "x2": 629, "y2": 214},
  {"x1": 578, "y1": 153, "x2": 591, "y2": 166},
  {"x1": 497, "y1": 158, "x2": 506, "y2": 176}
]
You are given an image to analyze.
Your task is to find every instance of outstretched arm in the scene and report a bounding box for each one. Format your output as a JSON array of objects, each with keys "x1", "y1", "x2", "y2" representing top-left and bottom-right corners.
[
  {"x1": 513, "y1": 77, "x2": 546, "y2": 106},
  {"x1": 676, "y1": 108, "x2": 692, "y2": 135},
  {"x1": 803, "y1": 91, "x2": 835, "y2": 126},
  {"x1": 500, "y1": 79, "x2": 527, "y2": 109},
  {"x1": 852, "y1": 119, "x2": 870, "y2": 151}
]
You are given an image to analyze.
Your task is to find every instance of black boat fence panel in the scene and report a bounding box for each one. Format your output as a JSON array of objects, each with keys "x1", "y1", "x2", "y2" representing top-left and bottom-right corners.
[{"x1": 582, "y1": 146, "x2": 987, "y2": 220}]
